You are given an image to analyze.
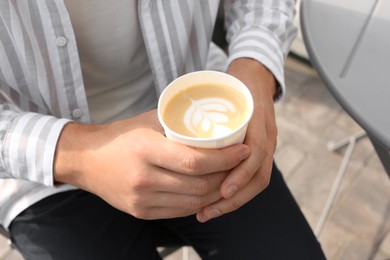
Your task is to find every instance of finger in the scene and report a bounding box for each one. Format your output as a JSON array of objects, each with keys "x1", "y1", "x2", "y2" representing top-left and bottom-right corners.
[
  {"x1": 220, "y1": 151, "x2": 264, "y2": 199},
  {"x1": 134, "y1": 207, "x2": 196, "y2": 220},
  {"x1": 151, "y1": 190, "x2": 223, "y2": 211},
  {"x1": 147, "y1": 168, "x2": 228, "y2": 196},
  {"x1": 196, "y1": 159, "x2": 273, "y2": 223},
  {"x1": 129, "y1": 191, "x2": 223, "y2": 220},
  {"x1": 219, "y1": 126, "x2": 268, "y2": 198},
  {"x1": 147, "y1": 135, "x2": 250, "y2": 175}
]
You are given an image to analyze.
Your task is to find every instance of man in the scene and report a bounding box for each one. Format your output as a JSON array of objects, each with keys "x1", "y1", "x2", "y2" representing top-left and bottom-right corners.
[{"x1": 0, "y1": 1, "x2": 326, "y2": 259}]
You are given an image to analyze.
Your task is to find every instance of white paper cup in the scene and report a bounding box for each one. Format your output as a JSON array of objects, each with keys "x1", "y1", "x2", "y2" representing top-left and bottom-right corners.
[{"x1": 158, "y1": 70, "x2": 254, "y2": 149}]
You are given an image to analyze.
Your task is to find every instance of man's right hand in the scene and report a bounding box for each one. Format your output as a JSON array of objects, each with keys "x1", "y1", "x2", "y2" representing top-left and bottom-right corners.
[{"x1": 53, "y1": 110, "x2": 250, "y2": 219}]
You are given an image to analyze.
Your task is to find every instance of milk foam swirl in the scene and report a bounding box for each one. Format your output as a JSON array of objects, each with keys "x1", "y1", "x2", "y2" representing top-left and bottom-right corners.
[{"x1": 184, "y1": 97, "x2": 236, "y2": 137}]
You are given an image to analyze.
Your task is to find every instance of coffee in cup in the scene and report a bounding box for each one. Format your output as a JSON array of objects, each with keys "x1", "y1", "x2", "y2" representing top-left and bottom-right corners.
[
  {"x1": 158, "y1": 71, "x2": 254, "y2": 148},
  {"x1": 162, "y1": 83, "x2": 248, "y2": 138}
]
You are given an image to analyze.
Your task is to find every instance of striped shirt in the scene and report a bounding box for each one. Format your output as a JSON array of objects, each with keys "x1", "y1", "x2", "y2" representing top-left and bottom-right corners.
[{"x1": 0, "y1": 0, "x2": 297, "y2": 229}]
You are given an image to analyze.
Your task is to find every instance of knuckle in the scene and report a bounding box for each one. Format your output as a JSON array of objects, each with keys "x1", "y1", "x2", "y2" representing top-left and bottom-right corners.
[
  {"x1": 132, "y1": 173, "x2": 151, "y2": 190},
  {"x1": 181, "y1": 153, "x2": 202, "y2": 173},
  {"x1": 132, "y1": 170, "x2": 156, "y2": 191}
]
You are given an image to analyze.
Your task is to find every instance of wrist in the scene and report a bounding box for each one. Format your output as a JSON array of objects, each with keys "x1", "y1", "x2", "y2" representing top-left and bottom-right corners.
[
  {"x1": 227, "y1": 58, "x2": 277, "y2": 102},
  {"x1": 53, "y1": 123, "x2": 104, "y2": 187}
]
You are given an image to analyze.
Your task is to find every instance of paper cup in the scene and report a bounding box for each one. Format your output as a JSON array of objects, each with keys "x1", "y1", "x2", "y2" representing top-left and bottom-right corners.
[{"x1": 158, "y1": 70, "x2": 254, "y2": 148}]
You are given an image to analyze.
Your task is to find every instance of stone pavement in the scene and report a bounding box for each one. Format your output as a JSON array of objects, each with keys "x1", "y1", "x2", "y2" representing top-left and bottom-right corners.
[{"x1": 1, "y1": 57, "x2": 390, "y2": 260}]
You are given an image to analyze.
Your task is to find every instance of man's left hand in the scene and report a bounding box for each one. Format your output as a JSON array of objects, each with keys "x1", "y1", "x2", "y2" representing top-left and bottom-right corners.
[{"x1": 196, "y1": 58, "x2": 278, "y2": 222}]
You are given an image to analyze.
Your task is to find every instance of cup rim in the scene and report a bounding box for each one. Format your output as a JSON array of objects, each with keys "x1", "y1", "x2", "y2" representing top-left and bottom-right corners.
[{"x1": 157, "y1": 70, "x2": 254, "y2": 143}]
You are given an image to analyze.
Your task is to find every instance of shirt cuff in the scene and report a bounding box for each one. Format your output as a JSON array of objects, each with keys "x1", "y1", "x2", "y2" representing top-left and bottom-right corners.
[
  {"x1": 227, "y1": 28, "x2": 286, "y2": 101},
  {"x1": 3, "y1": 112, "x2": 72, "y2": 186}
]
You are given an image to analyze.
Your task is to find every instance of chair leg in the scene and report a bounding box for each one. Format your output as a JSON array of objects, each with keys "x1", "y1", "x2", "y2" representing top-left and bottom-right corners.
[{"x1": 315, "y1": 131, "x2": 365, "y2": 237}]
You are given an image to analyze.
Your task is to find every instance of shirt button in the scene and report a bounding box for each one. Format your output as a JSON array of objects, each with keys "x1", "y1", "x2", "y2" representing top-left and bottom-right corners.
[
  {"x1": 72, "y1": 108, "x2": 83, "y2": 119},
  {"x1": 56, "y1": 36, "x2": 68, "y2": 47}
]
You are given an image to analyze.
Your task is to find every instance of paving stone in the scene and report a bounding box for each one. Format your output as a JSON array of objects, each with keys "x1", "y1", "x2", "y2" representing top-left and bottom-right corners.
[
  {"x1": 338, "y1": 239, "x2": 374, "y2": 260},
  {"x1": 281, "y1": 68, "x2": 342, "y2": 132},
  {"x1": 299, "y1": 206, "x2": 318, "y2": 231},
  {"x1": 275, "y1": 116, "x2": 320, "y2": 154},
  {"x1": 372, "y1": 251, "x2": 390, "y2": 260},
  {"x1": 284, "y1": 58, "x2": 317, "y2": 99},
  {"x1": 2, "y1": 249, "x2": 23, "y2": 260},
  {"x1": 317, "y1": 220, "x2": 353, "y2": 260},
  {"x1": 337, "y1": 235, "x2": 390, "y2": 260},
  {"x1": 285, "y1": 146, "x2": 364, "y2": 215},
  {"x1": 0, "y1": 236, "x2": 13, "y2": 258},
  {"x1": 367, "y1": 151, "x2": 390, "y2": 173},
  {"x1": 162, "y1": 247, "x2": 200, "y2": 260},
  {"x1": 275, "y1": 143, "x2": 306, "y2": 180},
  {"x1": 331, "y1": 166, "x2": 390, "y2": 243},
  {"x1": 379, "y1": 230, "x2": 390, "y2": 256}
]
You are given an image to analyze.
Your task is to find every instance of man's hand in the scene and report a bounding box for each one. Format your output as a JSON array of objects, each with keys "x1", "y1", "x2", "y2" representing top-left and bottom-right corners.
[
  {"x1": 197, "y1": 58, "x2": 278, "y2": 222},
  {"x1": 54, "y1": 110, "x2": 250, "y2": 219}
]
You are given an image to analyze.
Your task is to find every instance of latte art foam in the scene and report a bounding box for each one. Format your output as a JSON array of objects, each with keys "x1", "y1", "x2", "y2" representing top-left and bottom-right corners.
[
  {"x1": 184, "y1": 97, "x2": 236, "y2": 137},
  {"x1": 162, "y1": 83, "x2": 248, "y2": 138}
]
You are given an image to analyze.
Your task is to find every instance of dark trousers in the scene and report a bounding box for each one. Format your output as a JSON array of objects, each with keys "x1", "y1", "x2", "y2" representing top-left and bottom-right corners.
[{"x1": 9, "y1": 163, "x2": 326, "y2": 260}]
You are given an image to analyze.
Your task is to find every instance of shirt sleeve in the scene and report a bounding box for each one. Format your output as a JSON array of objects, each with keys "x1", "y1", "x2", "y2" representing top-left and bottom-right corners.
[
  {"x1": 224, "y1": 0, "x2": 297, "y2": 100},
  {"x1": 0, "y1": 101, "x2": 71, "y2": 186}
]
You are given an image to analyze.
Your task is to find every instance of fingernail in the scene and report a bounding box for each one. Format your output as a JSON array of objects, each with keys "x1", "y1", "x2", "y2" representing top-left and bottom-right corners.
[
  {"x1": 225, "y1": 185, "x2": 238, "y2": 198},
  {"x1": 207, "y1": 208, "x2": 221, "y2": 220}
]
